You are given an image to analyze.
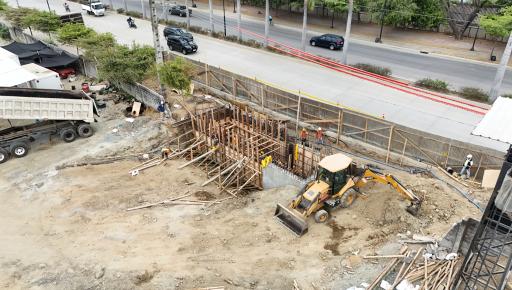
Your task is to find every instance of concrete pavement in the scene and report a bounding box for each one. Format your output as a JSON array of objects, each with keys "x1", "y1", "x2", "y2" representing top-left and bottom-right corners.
[
  {"x1": 107, "y1": 0, "x2": 512, "y2": 94},
  {"x1": 4, "y1": 0, "x2": 508, "y2": 152}
]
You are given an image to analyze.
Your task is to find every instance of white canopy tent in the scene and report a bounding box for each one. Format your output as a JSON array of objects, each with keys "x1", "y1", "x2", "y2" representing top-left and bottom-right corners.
[{"x1": 472, "y1": 97, "x2": 512, "y2": 144}]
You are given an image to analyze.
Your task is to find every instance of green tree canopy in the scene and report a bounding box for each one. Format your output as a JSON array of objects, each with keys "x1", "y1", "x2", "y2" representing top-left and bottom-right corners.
[
  {"x1": 368, "y1": 0, "x2": 418, "y2": 26},
  {"x1": 78, "y1": 32, "x2": 116, "y2": 58},
  {"x1": 480, "y1": 6, "x2": 512, "y2": 38},
  {"x1": 324, "y1": 0, "x2": 347, "y2": 27},
  {"x1": 158, "y1": 58, "x2": 194, "y2": 93},
  {"x1": 30, "y1": 11, "x2": 61, "y2": 33},
  {"x1": 96, "y1": 44, "x2": 155, "y2": 84},
  {"x1": 0, "y1": 0, "x2": 7, "y2": 12},
  {"x1": 57, "y1": 23, "x2": 95, "y2": 45},
  {"x1": 4, "y1": 7, "x2": 37, "y2": 29}
]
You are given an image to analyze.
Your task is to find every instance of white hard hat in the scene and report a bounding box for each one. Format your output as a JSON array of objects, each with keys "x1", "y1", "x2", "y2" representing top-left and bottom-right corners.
[
  {"x1": 467, "y1": 154, "x2": 473, "y2": 159},
  {"x1": 318, "y1": 127, "x2": 322, "y2": 130}
]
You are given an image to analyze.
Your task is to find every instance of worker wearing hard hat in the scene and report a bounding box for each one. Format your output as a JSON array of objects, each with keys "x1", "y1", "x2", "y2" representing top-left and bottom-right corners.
[
  {"x1": 460, "y1": 154, "x2": 474, "y2": 179},
  {"x1": 299, "y1": 128, "x2": 308, "y2": 145},
  {"x1": 315, "y1": 127, "x2": 324, "y2": 145}
]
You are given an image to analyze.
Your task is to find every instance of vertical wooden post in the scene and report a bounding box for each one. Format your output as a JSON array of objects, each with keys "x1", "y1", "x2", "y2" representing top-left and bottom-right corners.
[
  {"x1": 385, "y1": 126, "x2": 394, "y2": 164},
  {"x1": 445, "y1": 143, "x2": 452, "y2": 168},
  {"x1": 336, "y1": 110, "x2": 342, "y2": 145},
  {"x1": 473, "y1": 155, "x2": 484, "y2": 181},
  {"x1": 295, "y1": 93, "x2": 302, "y2": 134},
  {"x1": 232, "y1": 76, "x2": 237, "y2": 98},
  {"x1": 205, "y1": 63, "x2": 210, "y2": 86},
  {"x1": 260, "y1": 85, "x2": 265, "y2": 110},
  {"x1": 399, "y1": 138, "x2": 408, "y2": 166},
  {"x1": 364, "y1": 119, "x2": 368, "y2": 142}
]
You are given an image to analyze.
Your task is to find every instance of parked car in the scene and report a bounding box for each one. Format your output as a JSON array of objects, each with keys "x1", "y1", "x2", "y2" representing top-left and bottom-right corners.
[
  {"x1": 163, "y1": 27, "x2": 193, "y2": 41},
  {"x1": 309, "y1": 34, "x2": 344, "y2": 50},
  {"x1": 167, "y1": 37, "x2": 198, "y2": 55},
  {"x1": 169, "y1": 5, "x2": 192, "y2": 17}
]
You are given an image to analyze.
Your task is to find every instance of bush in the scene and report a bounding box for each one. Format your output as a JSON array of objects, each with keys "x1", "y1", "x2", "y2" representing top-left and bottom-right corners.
[
  {"x1": 415, "y1": 78, "x2": 449, "y2": 92},
  {"x1": 125, "y1": 11, "x2": 142, "y2": 18},
  {"x1": 0, "y1": 23, "x2": 10, "y2": 40},
  {"x1": 116, "y1": 8, "x2": 125, "y2": 14},
  {"x1": 459, "y1": 87, "x2": 489, "y2": 102},
  {"x1": 502, "y1": 94, "x2": 512, "y2": 99},
  {"x1": 352, "y1": 63, "x2": 392, "y2": 77}
]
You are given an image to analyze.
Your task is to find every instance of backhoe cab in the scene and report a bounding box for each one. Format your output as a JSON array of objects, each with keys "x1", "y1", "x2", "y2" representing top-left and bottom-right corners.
[{"x1": 274, "y1": 153, "x2": 421, "y2": 236}]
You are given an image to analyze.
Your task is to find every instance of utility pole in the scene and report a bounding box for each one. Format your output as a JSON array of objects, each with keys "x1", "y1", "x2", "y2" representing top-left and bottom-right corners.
[
  {"x1": 15, "y1": 0, "x2": 19, "y2": 7},
  {"x1": 209, "y1": 0, "x2": 214, "y2": 35},
  {"x1": 264, "y1": 0, "x2": 269, "y2": 46},
  {"x1": 375, "y1": 0, "x2": 387, "y2": 43},
  {"x1": 141, "y1": 0, "x2": 146, "y2": 19},
  {"x1": 45, "y1": 0, "x2": 51, "y2": 12},
  {"x1": 341, "y1": 0, "x2": 353, "y2": 64},
  {"x1": 186, "y1": 0, "x2": 190, "y2": 30},
  {"x1": 301, "y1": 0, "x2": 308, "y2": 51},
  {"x1": 123, "y1": 0, "x2": 128, "y2": 13},
  {"x1": 222, "y1": 0, "x2": 227, "y2": 36},
  {"x1": 148, "y1": 0, "x2": 166, "y2": 97},
  {"x1": 237, "y1": 0, "x2": 241, "y2": 41},
  {"x1": 233, "y1": 0, "x2": 236, "y2": 13},
  {"x1": 490, "y1": 32, "x2": 512, "y2": 102},
  {"x1": 109, "y1": 0, "x2": 113, "y2": 10}
]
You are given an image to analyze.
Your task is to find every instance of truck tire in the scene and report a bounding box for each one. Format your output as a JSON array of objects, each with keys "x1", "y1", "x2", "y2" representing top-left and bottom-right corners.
[
  {"x1": 60, "y1": 128, "x2": 77, "y2": 143},
  {"x1": 77, "y1": 123, "x2": 94, "y2": 138},
  {"x1": 314, "y1": 209, "x2": 329, "y2": 223},
  {"x1": 10, "y1": 142, "x2": 29, "y2": 158},
  {"x1": 0, "y1": 148, "x2": 10, "y2": 164}
]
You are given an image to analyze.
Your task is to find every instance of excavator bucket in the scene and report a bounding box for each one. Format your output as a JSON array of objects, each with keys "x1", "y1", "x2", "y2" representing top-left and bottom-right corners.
[
  {"x1": 274, "y1": 203, "x2": 309, "y2": 237},
  {"x1": 406, "y1": 202, "x2": 421, "y2": 216}
]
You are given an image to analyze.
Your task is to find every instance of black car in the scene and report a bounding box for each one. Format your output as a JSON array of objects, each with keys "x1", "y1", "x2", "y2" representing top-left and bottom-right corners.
[
  {"x1": 169, "y1": 5, "x2": 192, "y2": 17},
  {"x1": 167, "y1": 37, "x2": 198, "y2": 55},
  {"x1": 310, "y1": 34, "x2": 344, "y2": 50},
  {"x1": 163, "y1": 27, "x2": 193, "y2": 41}
]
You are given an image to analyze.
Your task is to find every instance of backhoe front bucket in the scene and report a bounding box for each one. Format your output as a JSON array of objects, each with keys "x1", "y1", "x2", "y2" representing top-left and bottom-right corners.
[{"x1": 274, "y1": 203, "x2": 309, "y2": 237}]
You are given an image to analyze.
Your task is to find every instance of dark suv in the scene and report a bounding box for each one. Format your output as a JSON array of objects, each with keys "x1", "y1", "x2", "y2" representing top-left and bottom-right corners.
[
  {"x1": 310, "y1": 34, "x2": 344, "y2": 50},
  {"x1": 164, "y1": 27, "x2": 193, "y2": 41},
  {"x1": 169, "y1": 5, "x2": 192, "y2": 17},
  {"x1": 167, "y1": 37, "x2": 198, "y2": 55}
]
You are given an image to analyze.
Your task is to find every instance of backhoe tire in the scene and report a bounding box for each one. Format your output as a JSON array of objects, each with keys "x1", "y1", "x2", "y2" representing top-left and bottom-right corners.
[
  {"x1": 77, "y1": 123, "x2": 94, "y2": 138},
  {"x1": 314, "y1": 209, "x2": 329, "y2": 223},
  {"x1": 10, "y1": 142, "x2": 29, "y2": 158},
  {"x1": 340, "y1": 188, "x2": 358, "y2": 208},
  {"x1": 60, "y1": 128, "x2": 77, "y2": 143},
  {"x1": 0, "y1": 148, "x2": 10, "y2": 164}
]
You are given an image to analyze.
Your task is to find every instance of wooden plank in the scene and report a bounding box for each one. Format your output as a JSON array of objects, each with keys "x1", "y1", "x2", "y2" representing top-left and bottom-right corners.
[
  {"x1": 178, "y1": 149, "x2": 216, "y2": 169},
  {"x1": 125, "y1": 191, "x2": 192, "y2": 211}
]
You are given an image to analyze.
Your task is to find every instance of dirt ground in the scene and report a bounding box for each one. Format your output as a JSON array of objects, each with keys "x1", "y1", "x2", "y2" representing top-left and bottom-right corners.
[{"x1": 0, "y1": 95, "x2": 488, "y2": 289}]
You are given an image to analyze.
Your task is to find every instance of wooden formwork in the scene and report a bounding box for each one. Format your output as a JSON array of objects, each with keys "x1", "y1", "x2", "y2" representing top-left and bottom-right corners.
[{"x1": 182, "y1": 104, "x2": 290, "y2": 195}]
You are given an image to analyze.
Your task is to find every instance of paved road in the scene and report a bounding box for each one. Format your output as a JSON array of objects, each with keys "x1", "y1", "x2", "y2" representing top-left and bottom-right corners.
[
  {"x1": 6, "y1": 0, "x2": 509, "y2": 152},
  {"x1": 106, "y1": 0, "x2": 512, "y2": 94}
]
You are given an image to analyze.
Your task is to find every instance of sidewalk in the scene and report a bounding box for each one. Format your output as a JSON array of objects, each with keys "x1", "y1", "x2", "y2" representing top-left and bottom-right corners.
[{"x1": 192, "y1": 0, "x2": 507, "y2": 65}]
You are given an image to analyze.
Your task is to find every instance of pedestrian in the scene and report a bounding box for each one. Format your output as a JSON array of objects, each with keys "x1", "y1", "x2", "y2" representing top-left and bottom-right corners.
[
  {"x1": 157, "y1": 100, "x2": 165, "y2": 120},
  {"x1": 161, "y1": 147, "x2": 171, "y2": 159},
  {"x1": 64, "y1": 2, "x2": 71, "y2": 12},
  {"x1": 460, "y1": 154, "x2": 474, "y2": 179},
  {"x1": 299, "y1": 127, "x2": 308, "y2": 145},
  {"x1": 268, "y1": 15, "x2": 273, "y2": 25},
  {"x1": 316, "y1": 127, "x2": 324, "y2": 145}
]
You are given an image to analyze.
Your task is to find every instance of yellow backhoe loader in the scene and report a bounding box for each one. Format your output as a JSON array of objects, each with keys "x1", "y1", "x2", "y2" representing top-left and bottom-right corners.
[{"x1": 274, "y1": 153, "x2": 422, "y2": 236}]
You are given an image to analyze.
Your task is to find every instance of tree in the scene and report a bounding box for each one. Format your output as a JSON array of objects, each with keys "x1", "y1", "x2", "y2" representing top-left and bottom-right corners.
[
  {"x1": 479, "y1": 6, "x2": 512, "y2": 51},
  {"x1": 324, "y1": 0, "x2": 347, "y2": 28},
  {"x1": 368, "y1": 0, "x2": 417, "y2": 27},
  {"x1": 158, "y1": 58, "x2": 194, "y2": 93},
  {"x1": 57, "y1": 23, "x2": 95, "y2": 45},
  {"x1": 30, "y1": 11, "x2": 61, "y2": 33},
  {"x1": 290, "y1": 0, "x2": 316, "y2": 50},
  {"x1": 0, "y1": 0, "x2": 7, "y2": 12},
  {"x1": 4, "y1": 8, "x2": 37, "y2": 29},
  {"x1": 78, "y1": 32, "x2": 116, "y2": 58},
  {"x1": 96, "y1": 44, "x2": 155, "y2": 84},
  {"x1": 412, "y1": 0, "x2": 444, "y2": 29},
  {"x1": 440, "y1": 0, "x2": 495, "y2": 39}
]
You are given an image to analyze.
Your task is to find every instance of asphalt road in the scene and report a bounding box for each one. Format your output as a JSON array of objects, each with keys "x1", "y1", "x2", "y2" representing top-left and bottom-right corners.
[{"x1": 108, "y1": 0, "x2": 512, "y2": 94}]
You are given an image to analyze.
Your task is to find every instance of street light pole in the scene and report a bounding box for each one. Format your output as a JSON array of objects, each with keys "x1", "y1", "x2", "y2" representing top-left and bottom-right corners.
[
  {"x1": 233, "y1": 0, "x2": 236, "y2": 13},
  {"x1": 341, "y1": 0, "x2": 353, "y2": 64},
  {"x1": 45, "y1": 0, "x2": 51, "y2": 12},
  {"x1": 222, "y1": 0, "x2": 227, "y2": 37},
  {"x1": 376, "y1": 0, "x2": 387, "y2": 43}
]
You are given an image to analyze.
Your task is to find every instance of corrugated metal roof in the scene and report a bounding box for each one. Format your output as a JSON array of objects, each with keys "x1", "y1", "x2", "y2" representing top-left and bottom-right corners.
[{"x1": 472, "y1": 97, "x2": 512, "y2": 144}]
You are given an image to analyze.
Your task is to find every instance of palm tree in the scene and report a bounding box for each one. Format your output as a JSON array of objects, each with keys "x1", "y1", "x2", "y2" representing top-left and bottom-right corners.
[{"x1": 324, "y1": 0, "x2": 347, "y2": 28}]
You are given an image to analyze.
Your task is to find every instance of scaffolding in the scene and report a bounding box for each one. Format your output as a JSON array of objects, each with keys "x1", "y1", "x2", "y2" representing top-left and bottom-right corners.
[{"x1": 454, "y1": 146, "x2": 512, "y2": 290}]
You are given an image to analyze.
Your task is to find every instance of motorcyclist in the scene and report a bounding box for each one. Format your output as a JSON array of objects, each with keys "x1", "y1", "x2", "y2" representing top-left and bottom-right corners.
[{"x1": 127, "y1": 16, "x2": 134, "y2": 27}]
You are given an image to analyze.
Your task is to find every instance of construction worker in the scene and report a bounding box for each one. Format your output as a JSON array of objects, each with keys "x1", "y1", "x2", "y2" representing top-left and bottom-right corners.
[
  {"x1": 460, "y1": 154, "x2": 474, "y2": 179},
  {"x1": 161, "y1": 147, "x2": 171, "y2": 159},
  {"x1": 316, "y1": 127, "x2": 324, "y2": 145},
  {"x1": 299, "y1": 128, "x2": 308, "y2": 145},
  {"x1": 157, "y1": 101, "x2": 165, "y2": 120}
]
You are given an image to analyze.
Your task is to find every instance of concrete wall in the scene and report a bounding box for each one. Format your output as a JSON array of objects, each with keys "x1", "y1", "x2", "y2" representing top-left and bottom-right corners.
[{"x1": 262, "y1": 163, "x2": 310, "y2": 189}]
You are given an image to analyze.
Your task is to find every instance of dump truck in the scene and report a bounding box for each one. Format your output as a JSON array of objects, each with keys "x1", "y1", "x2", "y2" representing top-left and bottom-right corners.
[
  {"x1": 274, "y1": 153, "x2": 422, "y2": 236},
  {"x1": 0, "y1": 87, "x2": 98, "y2": 164}
]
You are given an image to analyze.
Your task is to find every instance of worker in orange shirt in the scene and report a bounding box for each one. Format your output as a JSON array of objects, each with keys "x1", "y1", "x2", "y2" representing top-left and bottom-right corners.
[
  {"x1": 299, "y1": 128, "x2": 308, "y2": 145},
  {"x1": 316, "y1": 127, "x2": 324, "y2": 145}
]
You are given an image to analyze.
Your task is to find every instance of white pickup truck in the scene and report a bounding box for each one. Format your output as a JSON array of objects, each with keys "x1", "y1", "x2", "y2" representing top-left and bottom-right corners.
[{"x1": 82, "y1": 1, "x2": 105, "y2": 16}]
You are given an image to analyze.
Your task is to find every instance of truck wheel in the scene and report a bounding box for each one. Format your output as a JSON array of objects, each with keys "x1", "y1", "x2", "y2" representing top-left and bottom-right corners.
[
  {"x1": 314, "y1": 210, "x2": 329, "y2": 223},
  {"x1": 60, "y1": 128, "x2": 77, "y2": 143},
  {"x1": 10, "y1": 142, "x2": 29, "y2": 158},
  {"x1": 0, "y1": 148, "x2": 10, "y2": 164},
  {"x1": 77, "y1": 123, "x2": 94, "y2": 138},
  {"x1": 340, "y1": 188, "x2": 357, "y2": 208}
]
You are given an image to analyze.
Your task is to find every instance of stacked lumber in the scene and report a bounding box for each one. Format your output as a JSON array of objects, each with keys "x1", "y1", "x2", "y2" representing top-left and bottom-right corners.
[{"x1": 366, "y1": 246, "x2": 460, "y2": 290}]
